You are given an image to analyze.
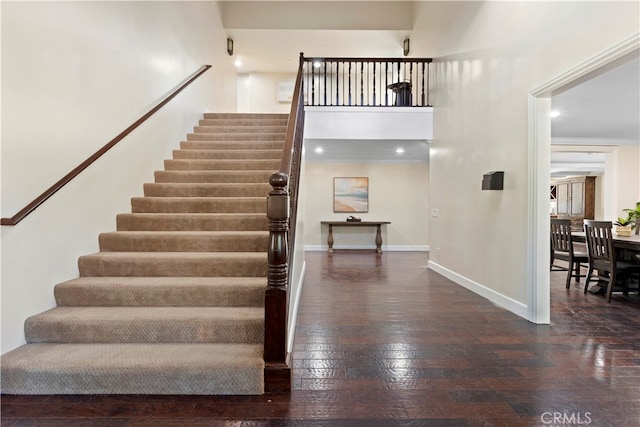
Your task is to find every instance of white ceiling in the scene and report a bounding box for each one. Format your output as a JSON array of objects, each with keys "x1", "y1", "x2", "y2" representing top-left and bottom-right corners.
[
  {"x1": 551, "y1": 54, "x2": 640, "y2": 142},
  {"x1": 218, "y1": 1, "x2": 640, "y2": 168},
  {"x1": 550, "y1": 53, "x2": 640, "y2": 176},
  {"x1": 219, "y1": 1, "x2": 414, "y2": 73}
]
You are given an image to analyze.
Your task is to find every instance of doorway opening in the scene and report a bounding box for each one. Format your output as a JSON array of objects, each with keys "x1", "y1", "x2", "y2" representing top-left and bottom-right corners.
[{"x1": 527, "y1": 35, "x2": 640, "y2": 324}]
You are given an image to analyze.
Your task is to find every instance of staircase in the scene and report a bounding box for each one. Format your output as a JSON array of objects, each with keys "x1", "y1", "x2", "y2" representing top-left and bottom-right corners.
[{"x1": 0, "y1": 113, "x2": 288, "y2": 395}]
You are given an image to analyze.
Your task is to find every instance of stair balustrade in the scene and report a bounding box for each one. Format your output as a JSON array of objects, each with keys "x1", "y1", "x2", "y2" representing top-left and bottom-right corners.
[
  {"x1": 265, "y1": 53, "x2": 305, "y2": 392},
  {"x1": 303, "y1": 56, "x2": 432, "y2": 107}
]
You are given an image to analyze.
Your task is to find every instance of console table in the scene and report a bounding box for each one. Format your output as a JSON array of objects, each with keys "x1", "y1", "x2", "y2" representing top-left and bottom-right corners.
[{"x1": 320, "y1": 221, "x2": 391, "y2": 254}]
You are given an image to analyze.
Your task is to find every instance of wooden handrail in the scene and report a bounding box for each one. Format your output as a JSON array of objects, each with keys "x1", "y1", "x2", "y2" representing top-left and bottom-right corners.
[{"x1": 1, "y1": 65, "x2": 212, "y2": 226}]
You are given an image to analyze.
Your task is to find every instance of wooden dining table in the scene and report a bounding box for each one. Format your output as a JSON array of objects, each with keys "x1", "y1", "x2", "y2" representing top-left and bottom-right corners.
[{"x1": 571, "y1": 231, "x2": 640, "y2": 251}]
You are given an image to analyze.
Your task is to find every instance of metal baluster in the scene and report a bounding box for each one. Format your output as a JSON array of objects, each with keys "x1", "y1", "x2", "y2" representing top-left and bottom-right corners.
[
  {"x1": 385, "y1": 62, "x2": 388, "y2": 106},
  {"x1": 341, "y1": 62, "x2": 345, "y2": 106},
  {"x1": 372, "y1": 62, "x2": 376, "y2": 106},
  {"x1": 336, "y1": 61, "x2": 340, "y2": 105},
  {"x1": 426, "y1": 62, "x2": 430, "y2": 107},
  {"x1": 323, "y1": 62, "x2": 327, "y2": 106},
  {"x1": 348, "y1": 62, "x2": 352, "y2": 106},
  {"x1": 409, "y1": 62, "x2": 413, "y2": 107},
  {"x1": 311, "y1": 60, "x2": 315, "y2": 106},
  {"x1": 360, "y1": 62, "x2": 364, "y2": 106},
  {"x1": 421, "y1": 62, "x2": 425, "y2": 107}
]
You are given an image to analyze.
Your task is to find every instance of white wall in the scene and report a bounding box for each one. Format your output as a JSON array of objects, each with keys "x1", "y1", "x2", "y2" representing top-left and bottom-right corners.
[
  {"x1": 595, "y1": 174, "x2": 605, "y2": 220},
  {"x1": 1, "y1": 1, "x2": 237, "y2": 353},
  {"x1": 413, "y1": 1, "x2": 639, "y2": 308},
  {"x1": 615, "y1": 145, "x2": 640, "y2": 217},
  {"x1": 305, "y1": 107, "x2": 433, "y2": 141},
  {"x1": 304, "y1": 162, "x2": 429, "y2": 251},
  {"x1": 237, "y1": 72, "x2": 296, "y2": 113}
]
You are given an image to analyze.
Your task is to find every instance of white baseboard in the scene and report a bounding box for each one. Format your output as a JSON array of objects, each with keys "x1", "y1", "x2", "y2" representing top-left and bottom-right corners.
[
  {"x1": 305, "y1": 245, "x2": 429, "y2": 252},
  {"x1": 287, "y1": 261, "x2": 306, "y2": 354},
  {"x1": 427, "y1": 260, "x2": 528, "y2": 320}
]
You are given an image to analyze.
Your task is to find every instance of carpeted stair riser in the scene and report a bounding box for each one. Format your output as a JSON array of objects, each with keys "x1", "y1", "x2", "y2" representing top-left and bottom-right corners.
[
  {"x1": 131, "y1": 197, "x2": 266, "y2": 213},
  {"x1": 199, "y1": 118, "x2": 287, "y2": 127},
  {"x1": 204, "y1": 113, "x2": 288, "y2": 120},
  {"x1": 165, "y1": 159, "x2": 280, "y2": 171},
  {"x1": 78, "y1": 252, "x2": 267, "y2": 277},
  {"x1": 25, "y1": 307, "x2": 263, "y2": 344},
  {"x1": 173, "y1": 149, "x2": 282, "y2": 160},
  {"x1": 0, "y1": 112, "x2": 284, "y2": 396},
  {"x1": 116, "y1": 213, "x2": 267, "y2": 231},
  {"x1": 180, "y1": 140, "x2": 284, "y2": 150},
  {"x1": 194, "y1": 125, "x2": 287, "y2": 134},
  {"x1": 54, "y1": 277, "x2": 266, "y2": 307},
  {"x1": 154, "y1": 170, "x2": 274, "y2": 184},
  {"x1": 143, "y1": 183, "x2": 270, "y2": 198},
  {"x1": 0, "y1": 344, "x2": 264, "y2": 395},
  {"x1": 186, "y1": 133, "x2": 285, "y2": 142},
  {"x1": 99, "y1": 231, "x2": 268, "y2": 252}
]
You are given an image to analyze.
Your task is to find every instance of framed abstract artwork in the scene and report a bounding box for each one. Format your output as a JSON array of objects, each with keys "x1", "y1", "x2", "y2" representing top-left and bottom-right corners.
[{"x1": 333, "y1": 177, "x2": 369, "y2": 213}]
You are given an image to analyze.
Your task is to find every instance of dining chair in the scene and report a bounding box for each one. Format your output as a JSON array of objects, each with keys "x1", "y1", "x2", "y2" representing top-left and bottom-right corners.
[
  {"x1": 550, "y1": 218, "x2": 588, "y2": 289},
  {"x1": 583, "y1": 220, "x2": 640, "y2": 303},
  {"x1": 636, "y1": 218, "x2": 640, "y2": 262}
]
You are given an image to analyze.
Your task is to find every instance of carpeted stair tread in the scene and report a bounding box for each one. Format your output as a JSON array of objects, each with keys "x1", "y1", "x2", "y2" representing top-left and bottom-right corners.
[
  {"x1": 78, "y1": 252, "x2": 268, "y2": 277},
  {"x1": 199, "y1": 118, "x2": 287, "y2": 127},
  {"x1": 25, "y1": 306, "x2": 264, "y2": 344},
  {"x1": 180, "y1": 140, "x2": 284, "y2": 150},
  {"x1": 154, "y1": 170, "x2": 274, "y2": 183},
  {"x1": 0, "y1": 343, "x2": 264, "y2": 394},
  {"x1": 193, "y1": 125, "x2": 287, "y2": 134},
  {"x1": 204, "y1": 113, "x2": 287, "y2": 119},
  {"x1": 116, "y1": 213, "x2": 268, "y2": 231},
  {"x1": 54, "y1": 277, "x2": 266, "y2": 307},
  {"x1": 99, "y1": 231, "x2": 269, "y2": 252},
  {"x1": 131, "y1": 197, "x2": 266, "y2": 213},
  {"x1": 143, "y1": 183, "x2": 270, "y2": 197},
  {"x1": 173, "y1": 149, "x2": 283, "y2": 160},
  {"x1": 165, "y1": 159, "x2": 280, "y2": 171},
  {"x1": 186, "y1": 133, "x2": 285, "y2": 142}
]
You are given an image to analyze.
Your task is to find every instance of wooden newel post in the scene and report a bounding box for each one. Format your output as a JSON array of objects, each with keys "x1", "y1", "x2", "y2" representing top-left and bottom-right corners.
[
  {"x1": 267, "y1": 173, "x2": 289, "y2": 289},
  {"x1": 264, "y1": 172, "x2": 291, "y2": 392}
]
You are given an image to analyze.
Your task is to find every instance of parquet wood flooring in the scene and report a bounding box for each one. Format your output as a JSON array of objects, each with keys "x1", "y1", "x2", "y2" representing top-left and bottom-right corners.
[{"x1": 2, "y1": 251, "x2": 640, "y2": 426}]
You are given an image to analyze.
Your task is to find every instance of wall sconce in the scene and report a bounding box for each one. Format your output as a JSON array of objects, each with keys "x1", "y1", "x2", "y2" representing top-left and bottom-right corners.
[
  {"x1": 403, "y1": 38, "x2": 410, "y2": 56},
  {"x1": 227, "y1": 38, "x2": 234, "y2": 56}
]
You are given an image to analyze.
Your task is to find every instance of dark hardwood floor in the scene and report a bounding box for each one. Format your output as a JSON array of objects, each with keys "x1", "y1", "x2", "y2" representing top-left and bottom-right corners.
[{"x1": 2, "y1": 251, "x2": 640, "y2": 426}]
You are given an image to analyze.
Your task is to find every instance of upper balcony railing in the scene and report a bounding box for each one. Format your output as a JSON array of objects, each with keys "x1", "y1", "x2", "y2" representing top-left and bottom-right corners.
[{"x1": 302, "y1": 56, "x2": 432, "y2": 108}]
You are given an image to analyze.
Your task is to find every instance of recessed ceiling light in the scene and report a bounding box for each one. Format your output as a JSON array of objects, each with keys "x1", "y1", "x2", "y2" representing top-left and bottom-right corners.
[
  {"x1": 550, "y1": 110, "x2": 560, "y2": 118},
  {"x1": 234, "y1": 59, "x2": 242, "y2": 67},
  {"x1": 396, "y1": 147, "x2": 405, "y2": 154},
  {"x1": 314, "y1": 147, "x2": 323, "y2": 154},
  {"x1": 313, "y1": 62, "x2": 322, "y2": 68}
]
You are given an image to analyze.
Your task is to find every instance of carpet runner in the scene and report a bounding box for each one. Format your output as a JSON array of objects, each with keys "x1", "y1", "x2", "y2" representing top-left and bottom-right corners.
[{"x1": 0, "y1": 113, "x2": 287, "y2": 395}]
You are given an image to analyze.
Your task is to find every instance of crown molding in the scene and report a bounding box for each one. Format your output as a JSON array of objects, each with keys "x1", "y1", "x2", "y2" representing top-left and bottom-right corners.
[{"x1": 551, "y1": 137, "x2": 639, "y2": 146}]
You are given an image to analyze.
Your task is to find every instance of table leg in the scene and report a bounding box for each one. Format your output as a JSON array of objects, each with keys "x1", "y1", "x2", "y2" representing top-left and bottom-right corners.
[
  {"x1": 327, "y1": 224, "x2": 334, "y2": 253},
  {"x1": 375, "y1": 225, "x2": 383, "y2": 254}
]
